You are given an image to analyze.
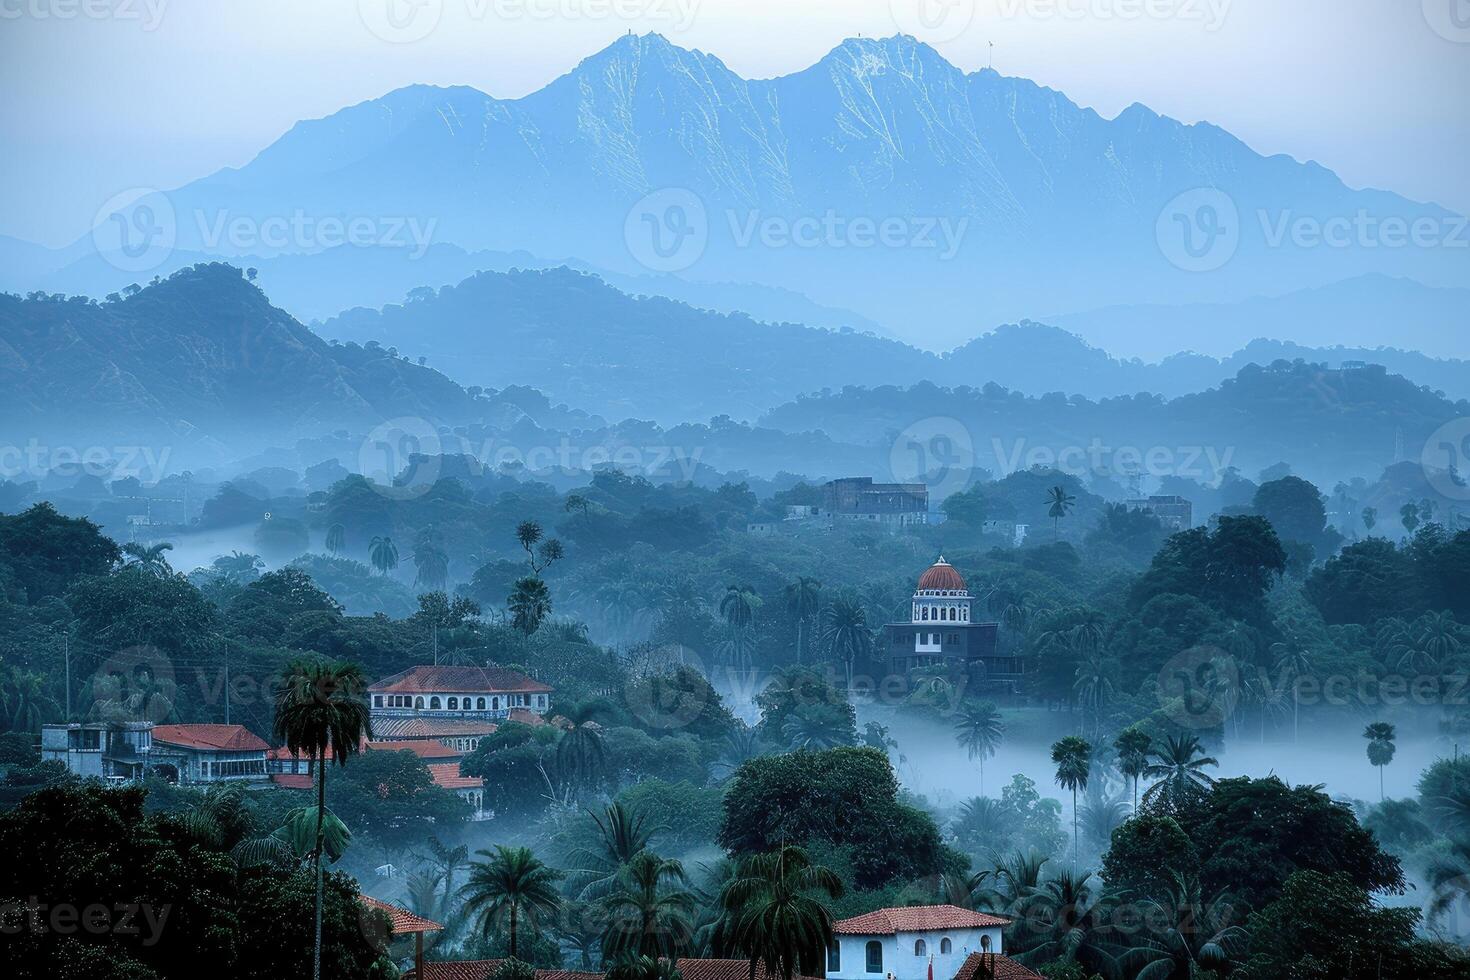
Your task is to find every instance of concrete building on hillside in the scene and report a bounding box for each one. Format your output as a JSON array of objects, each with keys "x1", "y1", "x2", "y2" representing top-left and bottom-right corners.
[
  {"x1": 824, "y1": 477, "x2": 929, "y2": 527},
  {"x1": 1124, "y1": 494, "x2": 1193, "y2": 530},
  {"x1": 41, "y1": 722, "x2": 269, "y2": 785}
]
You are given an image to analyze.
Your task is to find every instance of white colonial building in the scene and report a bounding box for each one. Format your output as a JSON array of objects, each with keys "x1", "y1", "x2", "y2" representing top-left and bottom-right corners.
[
  {"x1": 828, "y1": 906, "x2": 1010, "y2": 980},
  {"x1": 369, "y1": 666, "x2": 551, "y2": 725},
  {"x1": 41, "y1": 722, "x2": 269, "y2": 785}
]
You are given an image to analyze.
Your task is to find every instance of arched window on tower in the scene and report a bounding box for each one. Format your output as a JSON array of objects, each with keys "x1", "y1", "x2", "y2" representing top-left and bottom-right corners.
[
  {"x1": 940, "y1": 938, "x2": 952, "y2": 955},
  {"x1": 914, "y1": 939, "x2": 927, "y2": 956}
]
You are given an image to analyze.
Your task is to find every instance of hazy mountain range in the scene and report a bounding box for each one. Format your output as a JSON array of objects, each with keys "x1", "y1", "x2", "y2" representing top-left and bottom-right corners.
[
  {"x1": 4, "y1": 265, "x2": 1465, "y2": 491},
  {"x1": 10, "y1": 33, "x2": 1466, "y2": 353},
  {"x1": 321, "y1": 265, "x2": 1470, "y2": 421}
]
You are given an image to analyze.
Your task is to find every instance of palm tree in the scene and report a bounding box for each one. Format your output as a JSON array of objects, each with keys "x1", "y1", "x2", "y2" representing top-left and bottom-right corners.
[
  {"x1": 606, "y1": 955, "x2": 683, "y2": 980},
  {"x1": 419, "y1": 835, "x2": 471, "y2": 916},
  {"x1": 567, "y1": 801, "x2": 663, "y2": 901},
  {"x1": 718, "y1": 845, "x2": 844, "y2": 980},
  {"x1": 784, "y1": 577, "x2": 822, "y2": 664},
  {"x1": 1141, "y1": 734, "x2": 1219, "y2": 812},
  {"x1": 369, "y1": 535, "x2": 399, "y2": 576},
  {"x1": 413, "y1": 529, "x2": 450, "y2": 590},
  {"x1": 1045, "y1": 486, "x2": 1076, "y2": 541},
  {"x1": 1051, "y1": 736, "x2": 1092, "y2": 868},
  {"x1": 1120, "y1": 873, "x2": 1246, "y2": 978},
  {"x1": 5, "y1": 669, "x2": 61, "y2": 732},
  {"x1": 974, "y1": 848, "x2": 1051, "y2": 916},
  {"x1": 718, "y1": 585, "x2": 762, "y2": 670},
  {"x1": 1269, "y1": 639, "x2": 1314, "y2": 742},
  {"x1": 1364, "y1": 722, "x2": 1397, "y2": 802},
  {"x1": 715, "y1": 727, "x2": 765, "y2": 782},
  {"x1": 510, "y1": 576, "x2": 552, "y2": 635},
  {"x1": 1072, "y1": 649, "x2": 1114, "y2": 738},
  {"x1": 1079, "y1": 788, "x2": 1131, "y2": 856},
  {"x1": 272, "y1": 659, "x2": 372, "y2": 980},
  {"x1": 954, "y1": 700, "x2": 1005, "y2": 795},
  {"x1": 781, "y1": 708, "x2": 854, "y2": 751},
  {"x1": 121, "y1": 541, "x2": 174, "y2": 577},
  {"x1": 1113, "y1": 727, "x2": 1152, "y2": 813},
  {"x1": 461, "y1": 845, "x2": 563, "y2": 960},
  {"x1": 819, "y1": 594, "x2": 872, "y2": 690},
  {"x1": 1012, "y1": 868, "x2": 1121, "y2": 978},
  {"x1": 324, "y1": 523, "x2": 346, "y2": 555},
  {"x1": 602, "y1": 852, "x2": 696, "y2": 961},
  {"x1": 556, "y1": 701, "x2": 610, "y2": 799}
]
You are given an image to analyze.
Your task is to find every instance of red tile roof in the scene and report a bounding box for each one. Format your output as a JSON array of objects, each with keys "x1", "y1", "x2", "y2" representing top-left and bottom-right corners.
[
  {"x1": 428, "y1": 763, "x2": 483, "y2": 791},
  {"x1": 370, "y1": 665, "x2": 552, "y2": 695},
  {"x1": 404, "y1": 961, "x2": 600, "y2": 980},
  {"x1": 359, "y1": 894, "x2": 443, "y2": 934},
  {"x1": 151, "y1": 724, "x2": 268, "y2": 752},
  {"x1": 366, "y1": 740, "x2": 461, "y2": 759},
  {"x1": 676, "y1": 959, "x2": 821, "y2": 980},
  {"x1": 833, "y1": 905, "x2": 1010, "y2": 935},
  {"x1": 270, "y1": 774, "x2": 313, "y2": 790},
  {"x1": 372, "y1": 717, "x2": 501, "y2": 739},
  {"x1": 951, "y1": 952, "x2": 1043, "y2": 980},
  {"x1": 266, "y1": 739, "x2": 365, "y2": 761}
]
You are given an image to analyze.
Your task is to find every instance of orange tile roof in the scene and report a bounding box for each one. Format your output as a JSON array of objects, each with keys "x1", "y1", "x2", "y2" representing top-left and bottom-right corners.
[
  {"x1": 266, "y1": 739, "x2": 366, "y2": 761},
  {"x1": 372, "y1": 717, "x2": 500, "y2": 739},
  {"x1": 366, "y1": 740, "x2": 462, "y2": 759},
  {"x1": 359, "y1": 895, "x2": 442, "y2": 935},
  {"x1": 270, "y1": 774, "x2": 313, "y2": 790},
  {"x1": 676, "y1": 959, "x2": 822, "y2": 980},
  {"x1": 427, "y1": 763, "x2": 483, "y2": 791},
  {"x1": 370, "y1": 665, "x2": 552, "y2": 695},
  {"x1": 833, "y1": 905, "x2": 1010, "y2": 935},
  {"x1": 151, "y1": 724, "x2": 268, "y2": 752},
  {"x1": 405, "y1": 961, "x2": 599, "y2": 980},
  {"x1": 951, "y1": 952, "x2": 1043, "y2": 980}
]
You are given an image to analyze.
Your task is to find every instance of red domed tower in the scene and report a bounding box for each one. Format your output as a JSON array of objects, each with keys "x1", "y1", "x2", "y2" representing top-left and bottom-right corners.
[{"x1": 883, "y1": 557, "x2": 1016, "y2": 693}]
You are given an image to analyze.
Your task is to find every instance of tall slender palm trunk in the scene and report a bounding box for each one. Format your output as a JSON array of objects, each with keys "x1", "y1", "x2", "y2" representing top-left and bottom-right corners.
[{"x1": 313, "y1": 752, "x2": 326, "y2": 980}]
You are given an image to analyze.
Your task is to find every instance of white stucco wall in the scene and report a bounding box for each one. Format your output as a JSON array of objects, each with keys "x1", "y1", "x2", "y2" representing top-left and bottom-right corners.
[{"x1": 829, "y1": 927, "x2": 1004, "y2": 980}]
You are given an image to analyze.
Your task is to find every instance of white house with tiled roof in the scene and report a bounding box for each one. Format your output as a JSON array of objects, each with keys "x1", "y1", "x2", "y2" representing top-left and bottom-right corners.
[
  {"x1": 369, "y1": 666, "x2": 552, "y2": 720},
  {"x1": 828, "y1": 906, "x2": 1011, "y2": 980}
]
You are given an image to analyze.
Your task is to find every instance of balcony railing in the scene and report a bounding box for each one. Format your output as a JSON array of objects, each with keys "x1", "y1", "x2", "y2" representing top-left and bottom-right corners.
[{"x1": 371, "y1": 707, "x2": 515, "y2": 720}]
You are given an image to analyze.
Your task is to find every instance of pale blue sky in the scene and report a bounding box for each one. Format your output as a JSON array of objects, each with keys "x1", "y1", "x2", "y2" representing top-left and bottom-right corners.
[{"x1": 3, "y1": 0, "x2": 1467, "y2": 247}]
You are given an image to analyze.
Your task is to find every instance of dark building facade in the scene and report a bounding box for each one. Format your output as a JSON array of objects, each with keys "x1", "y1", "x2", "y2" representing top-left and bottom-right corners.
[
  {"x1": 823, "y1": 477, "x2": 928, "y2": 527},
  {"x1": 883, "y1": 557, "x2": 1023, "y2": 693}
]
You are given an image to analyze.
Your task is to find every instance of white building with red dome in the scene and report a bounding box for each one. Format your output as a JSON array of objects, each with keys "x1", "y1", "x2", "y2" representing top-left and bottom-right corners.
[{"x1": 883, "y1": 557, "x2": 1023, "y2": 693}]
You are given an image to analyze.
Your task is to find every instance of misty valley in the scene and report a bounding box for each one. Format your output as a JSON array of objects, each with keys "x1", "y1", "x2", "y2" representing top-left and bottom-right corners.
[{"x1": 3, "y1": 9, "x2": 1470, "y2": 980}]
